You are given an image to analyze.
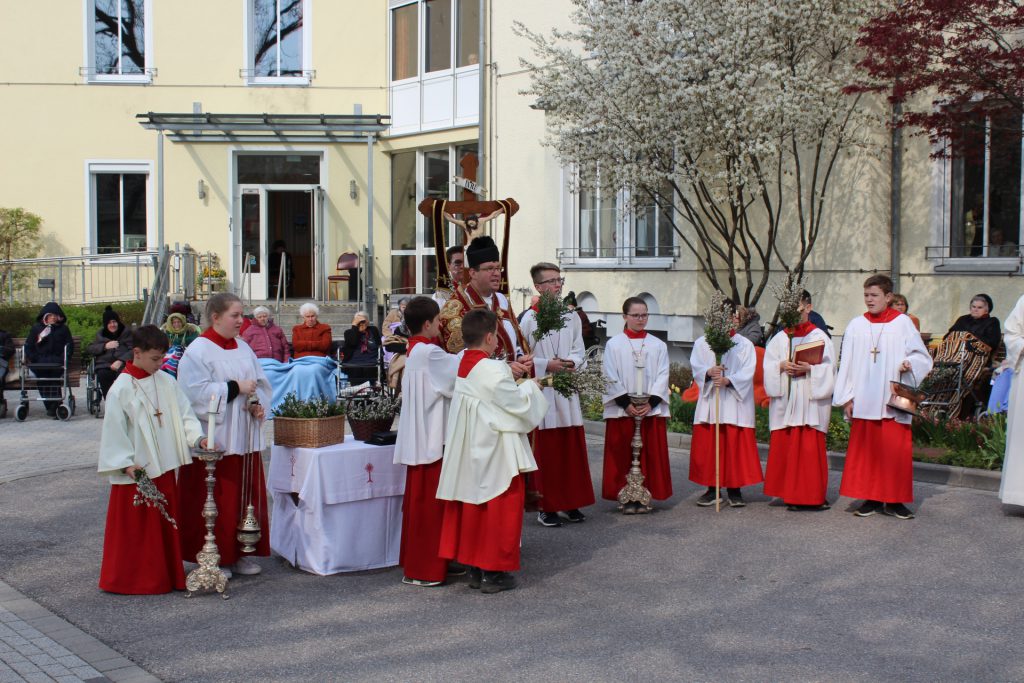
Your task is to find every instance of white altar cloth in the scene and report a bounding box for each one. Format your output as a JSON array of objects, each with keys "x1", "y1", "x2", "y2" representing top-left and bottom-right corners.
[{"x1": 268, "y1": 440, "x2": 406, "y2": 575}]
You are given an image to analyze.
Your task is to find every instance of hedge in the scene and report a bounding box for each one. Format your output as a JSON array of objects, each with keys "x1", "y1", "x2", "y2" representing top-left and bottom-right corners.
[{"x1": 0, "y1": 301, "x2": 147, "y2": 340}]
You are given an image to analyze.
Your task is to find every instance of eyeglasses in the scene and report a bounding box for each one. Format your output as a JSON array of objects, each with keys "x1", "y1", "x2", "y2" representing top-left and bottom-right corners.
[
  {"x1": 477, "y1": 266, "x2": 502, "y2": 273},
  {"x1": 626, "y1": 313, "x2": 649, "y2": 319},
  {"x1": 537, "y1": 277, "x2": 566, "y2": 286}
]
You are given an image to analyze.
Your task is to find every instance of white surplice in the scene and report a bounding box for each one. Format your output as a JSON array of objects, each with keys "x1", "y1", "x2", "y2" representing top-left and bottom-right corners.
[
  {"x1": 393, "y1": 342, "x2": 459, "y2": 466},
  {"x1": 763, "y1": 327, "x2": 836, "y2": 432},
  {"x1": 832, "y1": 313, "x2": 932, "y2": 425},
  {"x1": 601, "y1": 332, "x2": 670, "y2": 419},
  {"x1": 437, "y1": 358, "x2": 548, "y2": 504},
  {"x1": 519, "y1": 309, "x2": 585, "y2": 429},
  {"x1": 690, "y1": 334, "x2": 756, "y2": 428},
  {"x1": 98, "y1": 371, "x2": 205, "y2": 484},
  {"x1": 177, "y1": 337, "x2": 272, "y2": 456},
  {"x1": 999, "y1": 295, "x2": 1024, "y2": 505}
]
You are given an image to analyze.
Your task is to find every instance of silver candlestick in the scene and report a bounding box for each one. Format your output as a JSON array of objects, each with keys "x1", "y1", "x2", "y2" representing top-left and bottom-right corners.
[
  {"x1": 185, "y1": 448, "x2": 229, "y2": 599},
  {"x1": 617, "y1": 393, "x2": 653, "y2": 514}
]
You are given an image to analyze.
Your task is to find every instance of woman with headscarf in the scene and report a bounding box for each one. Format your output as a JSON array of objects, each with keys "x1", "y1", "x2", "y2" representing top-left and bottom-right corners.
[
  {"x1": 24, "y1": 302, "x2": 74, "y2": 417},
  {"x1": 87, "y1": 306, "x2": 133, "y2": 397},
  {"x1": 291, "y1": 303, "x2": 333, "y2": 358},
  {"x1": 945, "y1": 294, "x2": 1002, "y2": 352},
  {"x1": 930, "y1": 294, "x2": 1002, "y2": 418},
  {"x1": 161, "y1": 312, "x2": 201, "y2": 349},
  {"x1": 342, "y1": 311, "x2": 383, "y2": 386}
]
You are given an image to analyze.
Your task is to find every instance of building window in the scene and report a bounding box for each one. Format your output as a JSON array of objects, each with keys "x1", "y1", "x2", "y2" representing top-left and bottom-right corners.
[
  {"x1": 389, "y1": 0, "x2": 480, "y2": 133},
  {"x1": 571, "y1": 180, "x2": 676, "y2": 264},
  {"x1": 84, "y1": 0, "x2": 153, "y2": 83},
  {"x1": 947, "y1": 111, "x2": 1022, "y2": 258},
  {"x1": 245, "y1": 0, "x2": 311, "y2": 85},
  {"x1": 89, "y1": 165, "x2": 150, "y2": 254},
  {"x1": 390, "y1": 143, "x2": 478, "y2": 293}
]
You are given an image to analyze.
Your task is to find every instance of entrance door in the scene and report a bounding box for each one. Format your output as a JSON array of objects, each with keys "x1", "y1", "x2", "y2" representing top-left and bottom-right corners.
[{"x1": 237, "y1": 185, "x2": 318, "y2": 300}]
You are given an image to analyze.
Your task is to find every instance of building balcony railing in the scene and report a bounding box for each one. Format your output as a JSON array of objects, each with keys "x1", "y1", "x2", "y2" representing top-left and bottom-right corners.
[
  {"x1": 924, "y1": 245, "x2": 1022, "y2": 273},
  {"x1": 556, "y1": 245, "x2": 680, "y2": 267}
]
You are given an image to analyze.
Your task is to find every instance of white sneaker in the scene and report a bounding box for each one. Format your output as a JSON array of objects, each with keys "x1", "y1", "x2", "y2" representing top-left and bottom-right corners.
[
  {"x1": 233, "y1": 557, "x2": 262, "y2": 575},
  {"x1": 219, "y1": 566, "x2": 233, "y2": 580}
]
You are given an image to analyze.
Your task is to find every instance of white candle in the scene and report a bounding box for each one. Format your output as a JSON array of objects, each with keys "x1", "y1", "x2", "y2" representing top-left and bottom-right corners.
[
  {"x1": 635, "y1": 366, "x2": 645, "y2": 395},
  {"x1": 207, "y1": 393, "x2": 217, "y2": 450}
]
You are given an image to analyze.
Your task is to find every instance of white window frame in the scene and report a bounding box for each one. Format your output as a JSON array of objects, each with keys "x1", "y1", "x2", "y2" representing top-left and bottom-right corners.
[
  {"x1": 243, "y1": 0, "x2": 314, "y2": 86},
  {"x1": 84, "y1": 160, "x2": 155, "y2": 258},
  {"x1": 82, "y1": 0, "x2": 154, "y2": 84},
  {"x1": 391, "y1": 142, "x2": 478, "y2": 293},
  {"x1": 562, "y1": 170, "x2": 677, "y2": 270},
  {"x1": 930, "y1": 111, "x2": 1024, "y2": 272}
]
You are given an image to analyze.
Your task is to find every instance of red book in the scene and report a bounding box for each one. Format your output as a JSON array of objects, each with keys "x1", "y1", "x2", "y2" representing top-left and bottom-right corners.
[{"x1": 793, "y1": 339, "x2": 825, "y2": 365}]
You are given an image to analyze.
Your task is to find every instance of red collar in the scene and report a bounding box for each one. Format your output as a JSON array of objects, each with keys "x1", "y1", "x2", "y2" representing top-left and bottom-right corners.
[
  {"x1": 407, "y1": 335, "x2": 434, "y2": 353},
  {"x1": 458, "y1": 349, "x2": 489, "y2": 378},
  {"x1": 623, "y1": 327, "x2": 647, "y2": 339},
  {"x1": 728, "y1": 330, "x2": 737, "y2": 338},
  {"x1": 202, "y1": 327, "x2": 239, "y2": 350},
  {"x1": 864, "y1": 307, "x2": 900, "y2": 323},
  {"x1": 787, "y1": 321, "x2": 817, "y2": 337},
  {"x1": 123, "y1": 361, "x2": 152, "y2": 379}
]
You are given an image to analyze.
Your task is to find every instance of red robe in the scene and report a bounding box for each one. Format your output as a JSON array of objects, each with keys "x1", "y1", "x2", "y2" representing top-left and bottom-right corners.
[
  {"x1": 689, "y1": 424, "x2": 763, "y2": 489},
  {"x1": 602, "y1": 416, "x2": 673, "y2": 501},
  {"x1": 764, "y1": 427, "x2": 829, "y2": 505},
  {"x1": 437, "y1": 350, "x2": 527, "y2": 572},
  {"x1": 532, "y1": 427, "x2": 596, "y2": 511}
]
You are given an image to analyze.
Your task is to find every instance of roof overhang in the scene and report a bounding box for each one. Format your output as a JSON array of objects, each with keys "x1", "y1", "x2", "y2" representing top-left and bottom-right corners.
[{"x1": 137, "y1": 112, "x2": 390, "y2": 144}]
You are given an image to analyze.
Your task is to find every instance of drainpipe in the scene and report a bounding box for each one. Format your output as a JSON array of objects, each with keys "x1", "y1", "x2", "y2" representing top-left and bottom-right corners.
[
  {"x1": 366, "y1": 134, "x2": 376, "y2": 320},
  {"x1": 890, "y1": 101, "x2": 903, "y2": 291},
  {"x1": 157, "y1": 130, "x2": 165, "y2": 251},
  {"x1": 477, "y1": 0, "x2": 485, "y2": 192}
]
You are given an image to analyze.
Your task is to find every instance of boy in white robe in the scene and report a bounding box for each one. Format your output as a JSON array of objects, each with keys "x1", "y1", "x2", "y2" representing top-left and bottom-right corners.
[
  {"x1": 98, "y1": 325, "x2": 206, "y2": 594},
  {"x1": 689, "y1": 301, "x2": 763, "y2": 507},
  {"x1": 833, "y1": 274, "x2": 932, "y2": 519},
  {"x1": 763, "y1": 291, "x2": 836, "y2": 510},
  {"x1": 518, "y1": 262, "x2": 594, "y2": 527},
  {"x1": 437, "y1": 308, "x2": 548, "y2": 594},
  {"x1": 393, "y1": 296, "x2": 460, "y2": 586},
  {"x1": 997, "y1": 294, "x2": 1024, "y2": 505}
]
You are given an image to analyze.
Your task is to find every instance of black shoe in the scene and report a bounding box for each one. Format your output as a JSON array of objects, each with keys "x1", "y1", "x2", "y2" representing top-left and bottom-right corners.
[
  {"x1": 467, "y1": 567, "x2": 482, "y2": 590},
  {"x1": 564, "y1": 509, "x2": 586, "y2": 523},
  {"x1": 854, "y1": 500, "x2": 883, "y2": 517},
  {"x1": 727, "y1": 489, "x2": 745, "y2": 508},
  {"x1": 537, "y1": 511, "x2": 562, "y2": 527},
  {"x1": 480, "y1": 571, "x2": 518, "y2": 594},
  {"x1": 402, "y1": 576, "x2": 443, "y2": 587},
  {"x1": 696, "y1": 488, "x2": 722, "y2": 507},
  {"x1": 882, "y1": 503, "x2": 915, "y2": 520},
  {"x1": 819, "y1": 500, "x2": 832, "y2": 510},
  {"x1": 786, "y1": 504, "x2": 801, "y2": 512},
  {"x1": 447, "y1": 562, "x2": 468, "y2": 577}
]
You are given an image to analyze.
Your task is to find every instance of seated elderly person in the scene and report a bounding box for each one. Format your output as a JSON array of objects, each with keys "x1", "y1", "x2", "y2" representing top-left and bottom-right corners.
[
  {"x1": 242, "y1": 306, "x2": 289, "y2": 362},
  {"x1": 291, "y1": 303, "x2": 333, "y2": 358},
  {"x1": 945, "y1": 293, "x2": 1002, "y2": 352},
  {"x1": 87, "y1": 306, "x2": 133, "y2": 398},
  {"x1": 342, "y1": 311, "x2": 382, "y2": 386},
  {"x1": 927, "y1": 293, "x2": 1003, "y2": 418}
]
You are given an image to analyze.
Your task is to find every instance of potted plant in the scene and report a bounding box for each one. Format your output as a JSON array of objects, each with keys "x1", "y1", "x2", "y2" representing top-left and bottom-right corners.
[
  {"x1": 272, "y1": 393, "x2": 346, "y2": 448},
  {"x1": 346, "y1": 391, "x2": 401, "y2": 442}
]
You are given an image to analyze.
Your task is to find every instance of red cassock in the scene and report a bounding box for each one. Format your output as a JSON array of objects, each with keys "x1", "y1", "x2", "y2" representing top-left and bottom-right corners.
[
  {"x1": 177, "y1": 454, "x2": 270, "y2": 566},
  {"x1": 764, "y1": 426, "x2": 829, "y2": 505},
  {"x1": 688, "y1": 424, "x2": 763, "y2": 488},
  {"x1": 839, "y1": 418, "x2": 913, "y2": 503},
  {"x1": 399, "y1": 459, "x2": 447, "y2": 582},
  {"x1": 602, "y1": 416, "x2": 673, "y2": 501},
  {"x1": 438, "y1": 476, "x2": 525, "y2": 572},
  {"x1": 99, "y1": 471, "x2": 186, "y2": 594},
  {"x1": 532, "y1": 426, "x2": 596, "y2": 512}
]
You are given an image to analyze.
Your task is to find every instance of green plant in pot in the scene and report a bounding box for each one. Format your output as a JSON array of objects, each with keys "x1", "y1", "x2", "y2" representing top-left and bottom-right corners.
[
  {"x1": 272, "y1": 393, "x2": 346, "y2": 448},
  {"x1": 346, "y1": 391, "x2": 402, "y2": 441}
]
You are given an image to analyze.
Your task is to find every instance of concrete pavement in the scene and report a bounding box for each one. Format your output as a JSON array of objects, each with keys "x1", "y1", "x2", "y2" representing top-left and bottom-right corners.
[{"x1": 2, "y1": 405, "x2": 1024, "y2": 681}]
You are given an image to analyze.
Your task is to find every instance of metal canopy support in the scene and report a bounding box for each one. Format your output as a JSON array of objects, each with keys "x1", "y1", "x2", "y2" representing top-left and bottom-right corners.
[{"x1": 366, "y1": 135, "x2": 376, "y2": 321}]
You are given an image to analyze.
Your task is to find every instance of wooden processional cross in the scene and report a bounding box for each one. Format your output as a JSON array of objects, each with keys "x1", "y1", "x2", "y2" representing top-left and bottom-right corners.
[{"x1": 416, "y1": 153, "x2": 519, "y2": 296}]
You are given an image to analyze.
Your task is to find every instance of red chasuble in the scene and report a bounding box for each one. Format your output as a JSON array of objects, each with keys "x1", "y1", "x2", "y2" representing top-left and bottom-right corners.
[
  {"x1": 437, "y1": 349, "x2": 526, "y2": 571},
  {"x1": 438, "y1": 284, "x2": 528, "y2": 358},
  {"x1": 764, "y1": 427, "x2": 828, "y2": 505},
  {"x1": 100, "y1": 471, "x2": 186, "y2": 594},
  {"x1": 689, "y1": 424, "x2": 763, "y2": 489}
]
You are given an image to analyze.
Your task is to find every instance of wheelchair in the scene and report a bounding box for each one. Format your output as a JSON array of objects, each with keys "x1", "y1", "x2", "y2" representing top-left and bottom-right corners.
[
  {"x1": 85, "y1": 356, "x2": 104, "y2": 418},
  {"x1": 14, "y1": 345, "x2": 76, "y2": 421}
]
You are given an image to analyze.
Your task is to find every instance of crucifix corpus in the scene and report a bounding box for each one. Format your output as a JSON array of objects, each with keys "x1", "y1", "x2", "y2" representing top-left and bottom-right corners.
[{"x1": 417, "y1": 152, "x2": 519, "y2": 296}]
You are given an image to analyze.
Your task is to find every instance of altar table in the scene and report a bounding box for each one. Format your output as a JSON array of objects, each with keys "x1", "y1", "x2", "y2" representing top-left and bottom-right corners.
[{"x1": 268, "y1": 440, "x2": 406, "y2": 575}]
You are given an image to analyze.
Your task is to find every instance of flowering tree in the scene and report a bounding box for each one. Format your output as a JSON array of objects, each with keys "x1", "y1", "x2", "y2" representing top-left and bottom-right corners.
[
  {"x1": 852, "y1": 0, "x2": 1024, "y2": 152},
  {"x1": 517, "y1": 0, "x2": 881, "y2": 307}
]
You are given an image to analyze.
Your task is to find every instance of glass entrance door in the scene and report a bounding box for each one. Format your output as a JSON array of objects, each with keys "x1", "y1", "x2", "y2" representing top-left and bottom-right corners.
[{"x1": 237, "y1": 185, "x2": 317, "y2": 300}]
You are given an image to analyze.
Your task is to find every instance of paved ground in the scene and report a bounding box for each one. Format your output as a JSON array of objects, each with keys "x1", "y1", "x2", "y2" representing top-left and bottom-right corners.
[{"x1": 2, "y1": 394, "x2": 1024, "y2": 681}]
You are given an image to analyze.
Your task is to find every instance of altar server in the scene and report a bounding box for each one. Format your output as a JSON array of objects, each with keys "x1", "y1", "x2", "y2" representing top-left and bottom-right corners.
[
  {"x1": 394, "y1": 296, "x2": 460, "y2": 586},
  {"x1": 834, "y1": 274, "x2": 932, "y2": 519},
  {"x1": 763, "y1": 292, "x2": 836, "y2": 510},
  {"x1": 689, "y1": 301, "x2": 762, "y2": 507},
  {"x1": 518, "y1": 262, "x2": 594, "y2": 527},
  {"x1": 601, "y1": 297, "x2": 672, "y2": 511},
  {"x1": 98, "y1": 325, "x2": 207, "y2": 594},
  {"x1": 437, "y1": 308, "x2": 548, "y2": 594},
  {"x1": 999, "y1": 293, "x2": 1024, "y2": 506},
  {"x1": 177, "y1": 293, "x2": 272, "y2": 577}
]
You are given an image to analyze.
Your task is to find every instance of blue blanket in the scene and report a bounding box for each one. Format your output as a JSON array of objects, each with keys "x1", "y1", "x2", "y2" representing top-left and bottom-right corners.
[{"x1": 259, "y1": 356, "x2": 342, "y2": 416}]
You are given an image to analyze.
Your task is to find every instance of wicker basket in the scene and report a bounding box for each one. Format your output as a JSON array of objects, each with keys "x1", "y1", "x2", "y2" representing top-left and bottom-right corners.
[
  {"x1": 348, "y1": 416, "x2": 395, "y2": 442},
  {"x1": 274, "y1": 415, "x2": 346, "y2": 448}
]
